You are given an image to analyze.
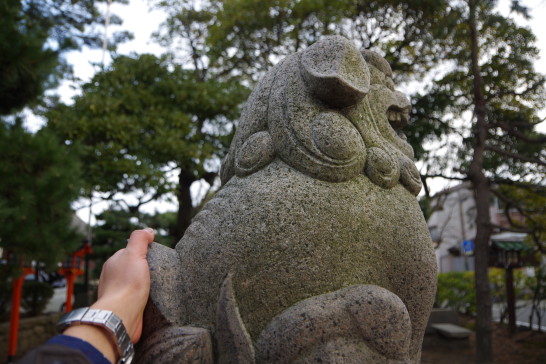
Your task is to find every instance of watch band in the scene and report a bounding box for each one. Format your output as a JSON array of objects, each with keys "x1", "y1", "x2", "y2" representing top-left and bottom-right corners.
[{"x1": 57, "y1": 307, "x2": 134, "y2": 364}]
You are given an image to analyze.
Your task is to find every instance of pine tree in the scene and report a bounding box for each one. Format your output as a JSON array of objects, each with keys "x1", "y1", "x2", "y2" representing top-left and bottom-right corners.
[
  {"x1": 47, "y1": 54, "x2": 248, "y2": 243},
  {"x1": 0, "y1": 0, "x2": 131, "y2": 115},
  {"x1": 0, "y1": 121, "x2": 82, "y2": 269}
]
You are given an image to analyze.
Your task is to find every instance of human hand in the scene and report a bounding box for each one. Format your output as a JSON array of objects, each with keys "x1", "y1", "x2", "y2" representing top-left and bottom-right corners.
[
  {"x1": 92, "y1": 228, "x2": 155, "y2": 343},
  {"x1": 63, "y1": 228, "x2": 154, "y2": 363}
]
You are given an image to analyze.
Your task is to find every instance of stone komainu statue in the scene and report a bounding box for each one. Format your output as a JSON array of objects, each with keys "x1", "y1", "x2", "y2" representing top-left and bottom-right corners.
[{"x1": 135, "y1": 36, "x2": 437, "y2": 364}]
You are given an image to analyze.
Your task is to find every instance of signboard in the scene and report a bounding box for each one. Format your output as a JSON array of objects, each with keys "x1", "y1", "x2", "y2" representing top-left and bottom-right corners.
[{"x1": 462, "y1": 240, "x2": 474, "y2": 255}]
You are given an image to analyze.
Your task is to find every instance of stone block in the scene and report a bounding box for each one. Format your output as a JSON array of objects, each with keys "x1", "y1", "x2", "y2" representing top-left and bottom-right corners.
[{"x1": 430, "y1": 323, "x2": 472, "y2": 339}]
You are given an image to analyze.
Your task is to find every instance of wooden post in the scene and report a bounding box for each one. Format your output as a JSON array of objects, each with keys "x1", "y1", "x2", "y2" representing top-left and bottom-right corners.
[
  {"x1": 7, "y1": 275, "x2": 24, "y2": 362},
  {"x1": 506, "y1": 266, "x2": 516, "y2": 335}
]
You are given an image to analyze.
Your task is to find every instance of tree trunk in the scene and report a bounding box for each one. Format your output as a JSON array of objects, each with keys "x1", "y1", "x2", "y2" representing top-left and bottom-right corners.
[
  {"x1": 506, "y1": 267, "x2": 516, "y2": 335},
  {"x1": 468, "y1": 1, "x2": 493, "y2": 362},
  {"x1": 174, "y1": 169, "x2": 196, "y2": 247}
]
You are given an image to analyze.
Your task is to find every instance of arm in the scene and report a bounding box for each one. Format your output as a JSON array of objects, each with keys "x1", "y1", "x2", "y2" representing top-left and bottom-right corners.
[{"x1": 61, "y1": 228, "x2": 155, "y2": 363}]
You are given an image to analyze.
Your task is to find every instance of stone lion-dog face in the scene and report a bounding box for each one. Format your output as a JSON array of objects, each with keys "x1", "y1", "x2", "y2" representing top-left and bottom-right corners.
[{"x1": 221, "y1": 36, "x2": 422, "y2": 196}]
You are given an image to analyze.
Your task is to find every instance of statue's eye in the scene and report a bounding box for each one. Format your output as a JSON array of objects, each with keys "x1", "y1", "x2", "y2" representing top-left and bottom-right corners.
[{"x1": 385, "y1": 77, "x2": 395, "y2": 91}]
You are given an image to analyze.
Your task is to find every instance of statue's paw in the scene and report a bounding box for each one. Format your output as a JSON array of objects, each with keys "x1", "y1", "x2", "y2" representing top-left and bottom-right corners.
[
  {"x1": 145, "y1": 242, "x2": 186, "y2": 329},
  {"x1": 255, "y1": 284, "x2": 412, "y2": 364},
  {"x1": 135, "y1": 325, "x2": 213, "y2": 364}
]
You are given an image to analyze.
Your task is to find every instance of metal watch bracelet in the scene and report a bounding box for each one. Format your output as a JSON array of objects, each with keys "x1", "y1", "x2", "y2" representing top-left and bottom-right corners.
[{"x1": 57, "y1": 307, "x2": 134, "y2": 364}]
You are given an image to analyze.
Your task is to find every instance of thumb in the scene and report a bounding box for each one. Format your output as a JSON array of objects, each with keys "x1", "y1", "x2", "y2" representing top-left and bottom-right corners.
[{"x1": 125, "y1": 228, "x2": 154, "y2": 258}]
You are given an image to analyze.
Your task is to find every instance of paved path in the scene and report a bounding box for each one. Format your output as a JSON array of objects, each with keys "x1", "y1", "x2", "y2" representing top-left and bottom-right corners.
[{"x1": 492, "y1": 300, "x2": 546, "y2": 331}]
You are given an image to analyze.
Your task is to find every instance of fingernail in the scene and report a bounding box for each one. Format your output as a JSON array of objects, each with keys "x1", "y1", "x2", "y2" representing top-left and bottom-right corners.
[{"x1": 144, "y1": 227, "x2": 154, "y2": 233}]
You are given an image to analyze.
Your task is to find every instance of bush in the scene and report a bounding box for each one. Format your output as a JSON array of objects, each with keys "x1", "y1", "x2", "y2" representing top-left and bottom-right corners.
[
  {"x1": 435, "y1": 271, "x2": 476, "y2": 315},
  {"x1": 21, "y1": 280, "x2": 54, "y2": 316},
  {"x1": 435, "y1": 268, "x2": 539, "y2": 319}
]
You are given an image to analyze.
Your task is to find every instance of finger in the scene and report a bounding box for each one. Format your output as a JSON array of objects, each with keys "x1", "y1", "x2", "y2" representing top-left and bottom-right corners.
[{"x1": 125, "y1": 228, "x2": 155, "y2": 257}]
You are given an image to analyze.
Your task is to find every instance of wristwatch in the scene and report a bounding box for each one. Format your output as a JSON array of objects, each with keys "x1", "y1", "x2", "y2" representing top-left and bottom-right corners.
[{"x1": 57, "y1": 307, "x2": 134, "y2": 364}]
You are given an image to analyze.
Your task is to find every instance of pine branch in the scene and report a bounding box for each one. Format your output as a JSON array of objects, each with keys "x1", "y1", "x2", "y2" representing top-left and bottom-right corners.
[
  {"x1": 489, "y1": 121, "x2": 546, "y2": 144},
  {"x1": 490, "y1": 188, "x2": 546, "y2": 253},
  {"x1": 421, "y1": 173, "x2": 468, "y2": 181},
  {"x1": 485, "y1": 145, "x2": 546, "y2": 167},
  {"x1": 492, "y1": 178, "x2": 546, "y2": 193},
  {"x1": 488, "y1": 77, "x2": 545, "y2": 100}
]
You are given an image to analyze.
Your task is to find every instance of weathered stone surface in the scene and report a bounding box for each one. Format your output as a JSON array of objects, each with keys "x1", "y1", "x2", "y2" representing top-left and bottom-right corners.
[
  {"x1": 136, "y1": 325, "x2": 213, "y2": 363},
  {"x1": 136, "y1": 35, "x2": 437, "y2": 364},
  {"x1": 216, "y1": 274, "x2": 256, "y2": 364},
  {"x1": 255, "y1": 284, "x2": 412, "y2": 363}
]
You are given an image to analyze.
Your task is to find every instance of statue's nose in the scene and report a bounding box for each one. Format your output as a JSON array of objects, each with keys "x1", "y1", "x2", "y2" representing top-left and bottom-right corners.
[{"x1": 394, "y1": 90, "x2": 411, "y2": 115}]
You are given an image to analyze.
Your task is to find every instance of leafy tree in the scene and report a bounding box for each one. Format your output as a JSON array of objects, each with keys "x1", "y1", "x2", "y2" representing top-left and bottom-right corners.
[
  {"x1": 0, "y1": 0, "x2": 131, "y2": 115},
  {"x1": 489, "y1": 267, "x2": 530, "y2": 325},
  {"x1": 494, "y1": 185, "x2": 546, "y2": 251},
  {"x1": 154, "y1": 0, "x2": 447, "y2": 84},
  {"x1": 47, "y1": 54, "x2": 248, "y2": 242},
  {"x1": 413, "y1": 2, "x2": 545, "y2": 360},
  {"x1": 0, "y1": 121, "x2": 82, "y2": 268},
  {"x1": 436, "y1": 268, "x2": 531, "y2": 319}
]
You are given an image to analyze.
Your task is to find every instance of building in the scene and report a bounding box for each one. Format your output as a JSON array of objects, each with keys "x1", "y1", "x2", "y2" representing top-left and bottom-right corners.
[{"x1": 427, "y1": 182, "x2": 527, "y2": 273}]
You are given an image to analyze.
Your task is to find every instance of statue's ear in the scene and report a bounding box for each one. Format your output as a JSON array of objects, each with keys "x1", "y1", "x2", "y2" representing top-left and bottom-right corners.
[{"x1": 301, "y1": 36, "x2": 370, "y2": 108}]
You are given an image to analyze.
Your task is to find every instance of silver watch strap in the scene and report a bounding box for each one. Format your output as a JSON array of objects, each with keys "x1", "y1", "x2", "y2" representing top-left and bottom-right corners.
[{"x1": 57, "y1": 307, "x2": 134, "y2": 364}]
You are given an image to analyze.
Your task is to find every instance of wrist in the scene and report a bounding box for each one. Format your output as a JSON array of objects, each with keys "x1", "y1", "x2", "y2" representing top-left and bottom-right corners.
[
  {"x1": 91, "y1": 297, "x2": 137, "y2": 340},
  {"x1": 57, "y1": 307, "x2": 134, "y2": 364},
  {"x1": 63, "y1": 325, "x2": 118, "y2": 364}
]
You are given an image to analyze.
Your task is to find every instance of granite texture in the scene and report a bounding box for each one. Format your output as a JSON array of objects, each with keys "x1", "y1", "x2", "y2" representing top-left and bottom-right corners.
[
  {"x1": 135, "y1": 36, "x2": 437, "y2": 364},
  {"x1": 255, "y1": 284, "x2": 412, "y2": 363}
]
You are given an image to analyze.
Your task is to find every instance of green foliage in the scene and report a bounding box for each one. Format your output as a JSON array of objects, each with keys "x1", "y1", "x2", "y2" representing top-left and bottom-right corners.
[
  {"x1": 47, "y1": 53, "x2": 248, "y2": 239},
  {"x1": 47, "y1": 53, "x2": 246, "y2": 195},
  {"x1": 489, "y1": 267, "x2": 529, "y2": 322},
  {"x1": 495, "y1": 185, "x2": 546, "y2": 248},
  {"x1": 435, "y1": 268, "x2": 540, "y2": 317},
  {"x1": 525, "y1": 264, "x2": 546, "y2": 328},
  {"x1": 20, "y1": 280, "x2": 54, "y2": 317},
  {"x1": 0, "y1": 121, "x2": 82, "y2": 268},
  {"x1": 436, "y1": 271, "x2": 476, "y2": 315},
  {"x1": 154, "y1": 0, "x2": 449, "y2": 83},
  {"x1": 0, "y1": 0, "x2": 131, "y2": 115},
  {"x1": 411, "y1": 0, "x2": 545, "y2": 182},
  {"x1": 0, "y1": 0, "x2": 56, "y2": 114}
]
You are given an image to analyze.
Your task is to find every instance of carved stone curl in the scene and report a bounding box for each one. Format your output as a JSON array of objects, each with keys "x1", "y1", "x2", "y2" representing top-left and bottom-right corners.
[{"x1": 136, "y1": 36, "x2": 437, "y2": 364}]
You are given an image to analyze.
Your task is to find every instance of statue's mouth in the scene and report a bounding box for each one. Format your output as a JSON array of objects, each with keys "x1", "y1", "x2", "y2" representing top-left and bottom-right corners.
[{"x1": 386, "y1": 106, "x2": 409, "y2": 130}]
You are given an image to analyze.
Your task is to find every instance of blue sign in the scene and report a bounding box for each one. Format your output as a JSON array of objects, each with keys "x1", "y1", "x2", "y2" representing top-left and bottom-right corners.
[{"x1": 462, "y1": 240, "x2": 474, "y2": 254}]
